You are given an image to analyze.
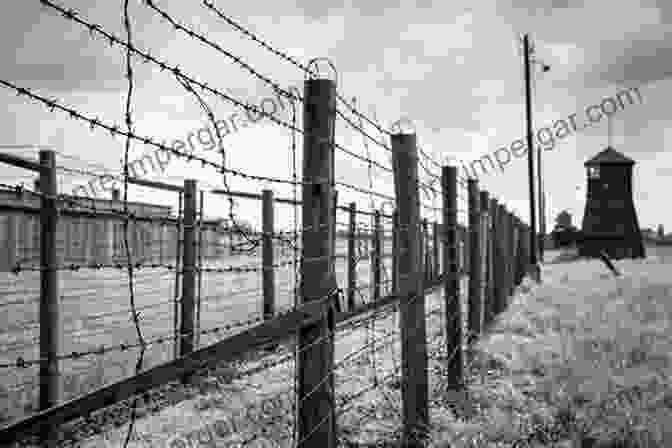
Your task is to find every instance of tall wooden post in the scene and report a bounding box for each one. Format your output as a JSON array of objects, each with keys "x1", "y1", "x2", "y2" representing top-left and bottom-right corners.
[
  {"x1": 509, "y1": 211, "x2": 517, "y2": 296},
  {"x1": 392, "y1": 133, "x2": 429, "y2": 447},
  {"x1": 262, "y1": 189, "x2": 275, "y2": 320},
  {"x1": 6, "y1": 214, "x2": 18, "y2": 271},
  {"x1": 479, "y1": 190, "x2": 489, "y2": 335},
  {"x1": 173, "y1": 192, "x2": 183, "y2": 360},
  {"x1": 419, "y1": 218, "x2": 426, "y2": 286},
  {"x1": 486, "y1": 198, "x2": 499, "y2": 327},
  {"x1": 442, "y1": 166, "x2": 463, "y2": 389},
  {"x1": 495, "y1": 203, "x2": 507, "y2": 316},
  {"x1": 195, "y1": 191, "x2": 205, "y2": 348},
  {"x1": 297, "y1": 77, "x2": 337, "y2": 448},
  {"x1": 332, "y1": 190, "x2": 338, "y2": 280},
  {"x1": 501, "y1": 206, "x2": 512, "y2": 307},
  {"x1": 467, "y1": 179, "x2": 482, "y2": 342},
  {"x1": 521, "y1": 222, "x2": 530, "y2": 282},
  {"x1": 180, "y1": 180, "x2": 197, "y2": 360},
  {"x1": 392, "y1": 210, "x2": 399, "y2": 293},
  {"x1": 39, "y1": 150, "x2": 60, "y2": 446},
  {"x1": 347, "y1": 202, "x2": 357, "y2": 310},
  {"x1": 372, "y1": 210, "x2": 382, "y2": 301},
  {"x1": 432, "y1": 222, "x2": 440, "y2": 281},
  {"x1": 514, "y1": 216, "x2": 524, "y2": 286}
]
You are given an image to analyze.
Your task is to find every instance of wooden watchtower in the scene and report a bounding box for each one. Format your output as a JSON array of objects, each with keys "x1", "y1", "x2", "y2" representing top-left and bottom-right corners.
[{"x1": 579, "y1": 146, "x2": 645, "y2": 259}]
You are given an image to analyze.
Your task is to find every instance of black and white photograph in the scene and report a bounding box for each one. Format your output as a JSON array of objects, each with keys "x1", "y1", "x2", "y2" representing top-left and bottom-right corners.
[{"x1": 0, "y1": 1, "x2": 670, "y2": 446}]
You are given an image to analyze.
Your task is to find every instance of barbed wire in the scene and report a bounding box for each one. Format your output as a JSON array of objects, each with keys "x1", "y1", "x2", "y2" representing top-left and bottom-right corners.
[
  {"x1": 145, "y1": 0, "x2": 299, "y2": 103},
  {"x1": 37, "y1": 0, "x2": 394, "y2": 174},
  {"x1": 120, "y1": 3, "x2": 146, "y2": 446},
  {"x1": 200, "y1": 0, "x2": 394, "y2": 141}
]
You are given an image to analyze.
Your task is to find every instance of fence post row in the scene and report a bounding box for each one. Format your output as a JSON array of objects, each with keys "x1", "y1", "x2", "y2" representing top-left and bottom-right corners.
[
  {"x1": 391, "y1": 132, "x2": 429, "y2": 447},
  {"x1": 442, "y1": 165, "x2": 463, "y2": 389},
  {"x1": 297, "y1": 77, "x2": 337, "y2": 448},
  {"x1": 479, "y1": 190, "x2": 489, "y2": 335},
  {"x1": 467, "y1": 179, "x2": 482, "y2": 342},
  {"x1": 180, "y1": 180, "x2": 197, "y2": 368},
  {"x1": 39, "y1": 149, "x2": 59, "y2": 446},
  {"x1": 262, "y1": 189, "x2": 275, "y2": 320}
]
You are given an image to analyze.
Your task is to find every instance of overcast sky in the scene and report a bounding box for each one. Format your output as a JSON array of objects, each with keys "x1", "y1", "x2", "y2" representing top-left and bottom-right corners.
[{"x1": 0, "y1": 0, "x2": 670, "y2": 232}]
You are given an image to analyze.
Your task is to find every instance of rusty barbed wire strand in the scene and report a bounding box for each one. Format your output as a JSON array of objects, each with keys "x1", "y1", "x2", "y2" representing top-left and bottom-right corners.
[
  {"x1": 0, "y1": 76, "x2": 315, "y2": 189},
  {"x1": 200, "y1": 0, "x2": 394, "y2": 141},
  {"x1": 175, "y1": 73, "x2": 261, "y2": 255},
  {"x1": 120, "y1": 3, "x2": 147, "y2": 447},
  {"x1": 37, "y1": 0, "x2": 394, "y2": 174},
  {"x1": 145, "y1": 0, "x2": 300, "y2": 103}
]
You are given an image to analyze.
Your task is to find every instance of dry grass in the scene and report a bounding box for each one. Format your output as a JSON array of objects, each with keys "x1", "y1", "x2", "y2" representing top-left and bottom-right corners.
[
  {"x1": 425, "y1": 255, "x2": 672, "y2": 447},
  {"x1": 9, "y1": 245, "x2": 672, "y2": 447}
]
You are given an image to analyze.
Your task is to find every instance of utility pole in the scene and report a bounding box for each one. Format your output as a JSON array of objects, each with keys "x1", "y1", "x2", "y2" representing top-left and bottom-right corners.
[{"x1": 523, "y1": 34, "x2": 539, "y2": 281}]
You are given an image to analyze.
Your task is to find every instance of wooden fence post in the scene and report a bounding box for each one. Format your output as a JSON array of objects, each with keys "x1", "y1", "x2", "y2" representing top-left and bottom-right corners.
[
  {"x1": 467, "y1": 179, "x2": 482, "y2": 342},
  {"x1": 502, "y1": 207, "x2": 513, "y2": 302},
  {"x1": 392, "y1": 210, "x2": 399, "y2": 293},
  {"x1": 347, "y1": 202, "x2": 357, "y2": 310},
  {"x1": 332, "y1": 190, "x2": 338, "y2": 280},
  {"x1": 195, "y1": 191, "x2": 205, "y2": 348},
  {"x1": 173, "y1": 192, "x2": 183, "y2": 360},
  {"x1": 6, "y1": 214, "x2": 18, "y2": 271},
  {"x1": 486, "y1": 198, "x2": 498, "y2": 327},
  {"x1": 508, "y1": 210, "x2": 516, "y2": 297},
  {"x1": 479, "y1": 190, "x2": 489, "y2": 335},
  {"x1": 495, "y1": 203, "x2": 507, "y2": 316},
  {"x1": 262, "y1": 189, "x2": 275, "y2": 320},
  {"x1": 419, "y1": 218, "x2": 426, "y2": 285},
  {"x1": 433, "y1": 222, "x2": 440, "y2": 281},
  {"x1": 39, "y1": 149, "x2": 60, "y2": 446},
  {"x1": 521, "y1": 222, "x2": 530, "y2": 280},
  {"x1": 500, "y1": 206, "x2": 509, "y2": 305},
  {"x1": 513, "y1": 215, "x2": 522, "y2": 286},
  {"x1": 180, "y1": 180, "x2": 197, "y2": 362},
  {"x1": 442, "y1": 165, "x2": 463, "y2": 389},
  {"x1": 518, "y1": 218, "x2": 526, "y2": 285},
  {"x1": 392, "y1": 132, "x2": 429, "y2": 447},
  {"x1": 297, "y1": 77, "x2": 337, "y2": 448},
  {"x1": 372, "y1": 210, "x2": 382, "y2": 301}
]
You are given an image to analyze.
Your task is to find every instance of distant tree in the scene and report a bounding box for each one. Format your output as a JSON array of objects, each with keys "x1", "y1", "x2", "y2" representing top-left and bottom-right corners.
[
  {"x1": 552, "y1": 210, "x2": 579, "y2": 248},
  {"x1": 554, "y1": 210, "x2": 573, "y2": 231},
  {"x1": 658, "y1": 224, "x2": 665, "y2": 239}
]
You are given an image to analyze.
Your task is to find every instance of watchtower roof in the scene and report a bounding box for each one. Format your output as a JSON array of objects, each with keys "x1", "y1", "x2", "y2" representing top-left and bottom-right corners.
[{"x1": 584, "y1": 146, "x2": 635, "y2": 166}]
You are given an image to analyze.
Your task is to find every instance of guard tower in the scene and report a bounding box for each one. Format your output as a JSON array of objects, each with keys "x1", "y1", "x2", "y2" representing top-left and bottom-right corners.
[{"x1": 579, "y1": 146, "x2": 645, "y2": 259}]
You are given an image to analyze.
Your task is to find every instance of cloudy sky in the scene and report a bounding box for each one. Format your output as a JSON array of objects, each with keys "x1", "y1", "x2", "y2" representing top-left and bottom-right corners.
[{"x1": 0, "y1": 0, "x2": 670, "y2": 232}]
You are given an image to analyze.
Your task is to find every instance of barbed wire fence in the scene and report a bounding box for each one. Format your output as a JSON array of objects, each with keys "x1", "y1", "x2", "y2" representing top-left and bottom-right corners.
[{"x1": 0, "y1": 1, "x2": 538, "y2": 447}]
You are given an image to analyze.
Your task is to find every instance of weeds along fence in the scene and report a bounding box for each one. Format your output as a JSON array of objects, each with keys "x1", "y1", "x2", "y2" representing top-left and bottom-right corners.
[{"x1": 0, "y1": 2, "x2": 532, "y2": 447}]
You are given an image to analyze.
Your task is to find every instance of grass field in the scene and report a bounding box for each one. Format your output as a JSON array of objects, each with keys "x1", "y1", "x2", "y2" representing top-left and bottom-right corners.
[
  {"x1": 0, "y1": 237, "x2": 396, "y2": 426},
  {"x1": 54, "y1": 244, "x2": 672, "y2": 447},
  {"x1": 11, "y1": 242, "x2": 671, "y2": 446}
]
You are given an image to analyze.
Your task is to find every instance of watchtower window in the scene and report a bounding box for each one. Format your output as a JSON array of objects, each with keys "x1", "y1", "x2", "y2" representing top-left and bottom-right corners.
[{"x1": 588, "y1": 167, "x2": 600, "y2": 179}]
